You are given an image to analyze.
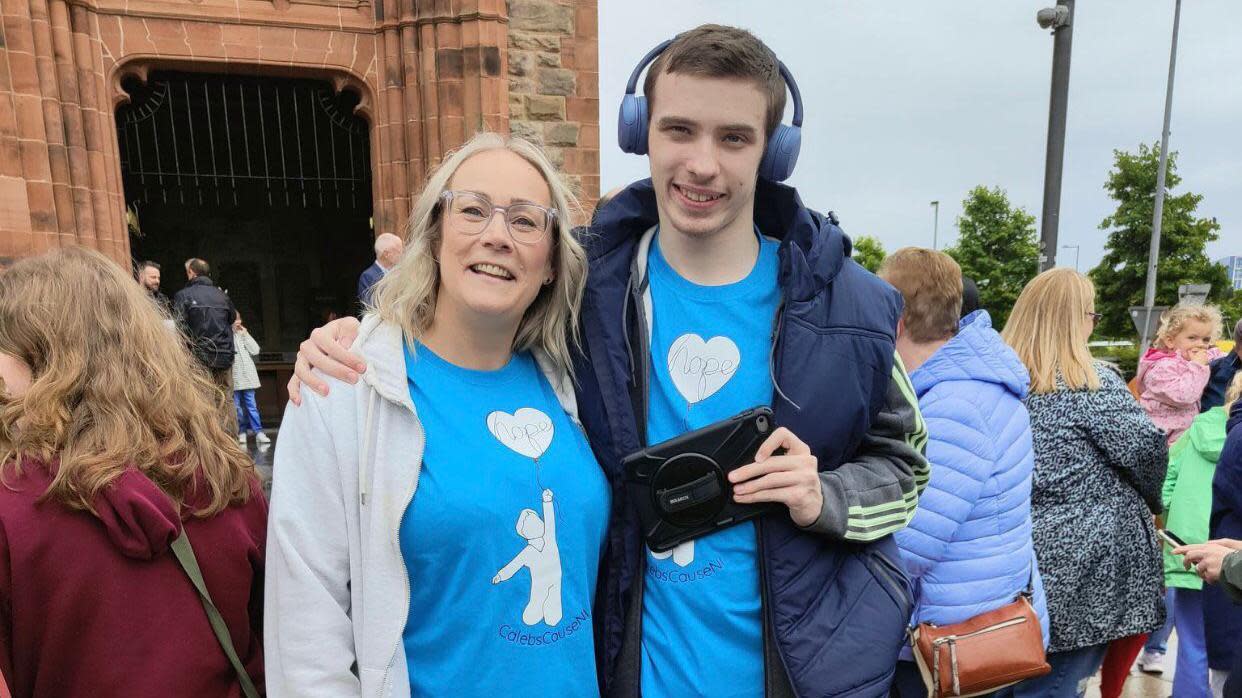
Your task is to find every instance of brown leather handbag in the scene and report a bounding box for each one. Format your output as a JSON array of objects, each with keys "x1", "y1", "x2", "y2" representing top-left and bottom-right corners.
[{"x1": 908, "y1": 586, "x2": 1050, "y2": 698}]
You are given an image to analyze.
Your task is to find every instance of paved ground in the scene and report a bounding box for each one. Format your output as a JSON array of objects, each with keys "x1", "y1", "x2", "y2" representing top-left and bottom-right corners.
[
  {"x1": 1085, "y1": 665, "x2": 1172, "y2": 698},
  {"x1": 245, "y1": 432, "x2": 1180, "y2": 698},
  {"x1": 244, "y1": 430, "x2": 275, "y2": 497},
  {"x1": 1083, "y1": 632, "x2": 1176, "y2": 698}
]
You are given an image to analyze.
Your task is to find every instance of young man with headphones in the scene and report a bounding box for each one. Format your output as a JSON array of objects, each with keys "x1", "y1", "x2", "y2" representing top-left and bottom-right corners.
[
  {"x1": 288, "y1": 24, "x2": 926, "y2": 697},
  {"x1": 581, "y1": 24, "x2": 927, "y2": 697}
]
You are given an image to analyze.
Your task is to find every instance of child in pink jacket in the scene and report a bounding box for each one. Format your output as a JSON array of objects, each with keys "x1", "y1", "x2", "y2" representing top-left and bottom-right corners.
[{"x1": 1137, "y1": 304, "x2": 1224, "y2": 446}]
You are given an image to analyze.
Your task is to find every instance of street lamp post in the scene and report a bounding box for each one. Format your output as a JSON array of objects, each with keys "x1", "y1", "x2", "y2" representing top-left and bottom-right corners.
[
  {"x1": 930, "y1": 200, "x2": 940, "y2": 249},
  {"x1": 1037, "y1": 0, "x2": 1074, "y2": 273},
  {"x1": 1140, "y1": 0, "x2": 1184, "y2": 355},
  {"x1": 1062, "y1": 244, "x2": 1080, "y2": 272}
]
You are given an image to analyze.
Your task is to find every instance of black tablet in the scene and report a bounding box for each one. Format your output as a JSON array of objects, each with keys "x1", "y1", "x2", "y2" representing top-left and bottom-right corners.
[{"x1": 623, "y1": 406, "x2": 780, "y2": 552}]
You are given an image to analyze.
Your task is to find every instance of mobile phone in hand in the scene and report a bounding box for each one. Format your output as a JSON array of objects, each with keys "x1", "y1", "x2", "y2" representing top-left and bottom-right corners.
[{"x1": 1158, "y1": 529, "x2": 1187, "y2": 548}]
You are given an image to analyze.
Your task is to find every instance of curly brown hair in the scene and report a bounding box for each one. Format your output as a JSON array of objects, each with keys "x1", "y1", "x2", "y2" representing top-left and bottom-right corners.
[{"x1": 0, "y1": 247, "x2": 255, "y2": 517}]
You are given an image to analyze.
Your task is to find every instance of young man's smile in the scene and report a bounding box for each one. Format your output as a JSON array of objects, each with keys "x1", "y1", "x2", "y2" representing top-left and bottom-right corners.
[{"x1": 671, "y1": 183, "x2": 727, "y2": 210}]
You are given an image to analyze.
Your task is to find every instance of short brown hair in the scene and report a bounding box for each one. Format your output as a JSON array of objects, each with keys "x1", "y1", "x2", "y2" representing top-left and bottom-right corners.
[
  {"x1": 878, "y1": 248, "x2": 963, "y2": 343},
  {"x1": 643, "y1": 24, "x2": 787, "y2": 140}
]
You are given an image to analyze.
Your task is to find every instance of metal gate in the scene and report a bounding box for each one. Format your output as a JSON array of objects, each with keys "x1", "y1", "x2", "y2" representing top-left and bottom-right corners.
[{"x1": 117, "y1": 71, "x2": 372, "y2": 211}]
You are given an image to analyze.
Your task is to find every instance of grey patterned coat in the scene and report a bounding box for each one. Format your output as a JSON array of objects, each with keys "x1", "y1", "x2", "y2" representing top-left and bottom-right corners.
[{"x1": 1025, "y1": 361, "x2": 1168, "y2": 653}]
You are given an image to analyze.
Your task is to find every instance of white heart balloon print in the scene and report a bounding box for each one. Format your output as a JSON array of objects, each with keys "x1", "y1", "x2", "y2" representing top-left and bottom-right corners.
[
  {"x1": 667, "y1": 333, "x2": 741, "y2": 405},
  {"x1": 487, "y1": 408, "x2": 555, "y2": 460}
]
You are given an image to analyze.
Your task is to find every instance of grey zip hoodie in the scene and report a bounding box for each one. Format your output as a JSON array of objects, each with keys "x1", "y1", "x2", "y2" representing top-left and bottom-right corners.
[{"x1": 264, "y1": 315, "x2": 580, "y2": 698}]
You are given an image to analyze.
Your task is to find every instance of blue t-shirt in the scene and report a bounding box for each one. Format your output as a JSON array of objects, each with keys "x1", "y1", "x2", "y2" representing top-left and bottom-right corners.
[
  {"x1": 399, "y1": 341, "x2": 610, "y2": 697},
  {"x1": 640, "y1": 233, "x2": 781, "y2": 697}
]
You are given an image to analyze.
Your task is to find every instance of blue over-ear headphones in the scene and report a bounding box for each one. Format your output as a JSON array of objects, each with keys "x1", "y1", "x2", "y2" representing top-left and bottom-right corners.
[{"x1": 617, "y1": 38, "x2": 805, "y2": 182}]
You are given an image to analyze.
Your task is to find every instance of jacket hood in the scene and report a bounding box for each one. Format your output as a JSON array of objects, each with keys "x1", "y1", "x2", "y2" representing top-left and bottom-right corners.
[
  {"x1": 22, "y1": 458, "x2": 182, "y2": 560},
  {"x1": 1137, "y1": 347, "x2": 1179, "y2": 384},
  {"x1": 1186, "y1": 407, "x2": 1228, "y2": 461},
  {"x1": 589, "y1": 178, "x2": 850, "y2": 302},
  {"x1": 911, "y1": 310, "x2": 1030, "y2": 400},
  {"x1": 96, "y1": 469, "x2": 182, "y2": 560}
]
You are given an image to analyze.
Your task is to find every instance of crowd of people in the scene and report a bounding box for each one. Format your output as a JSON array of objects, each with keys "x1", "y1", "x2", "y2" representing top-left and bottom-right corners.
[
  {"x1": 1, "y1": 22, "x2": 1242, "y2": 698},
  {"x1": 136, "y1": 258, "x2": 272, "y2": 445}
]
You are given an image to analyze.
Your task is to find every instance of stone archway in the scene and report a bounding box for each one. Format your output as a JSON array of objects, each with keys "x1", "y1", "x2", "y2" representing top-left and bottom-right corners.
[{"x1": 117, "y1": 68, "x2": 376, "y2": 421}]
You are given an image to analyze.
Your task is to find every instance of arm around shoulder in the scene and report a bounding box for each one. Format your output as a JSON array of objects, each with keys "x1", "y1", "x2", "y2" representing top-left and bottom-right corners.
[{"x1": 265, "y1": 387, "x2": 361, "y2": 697}]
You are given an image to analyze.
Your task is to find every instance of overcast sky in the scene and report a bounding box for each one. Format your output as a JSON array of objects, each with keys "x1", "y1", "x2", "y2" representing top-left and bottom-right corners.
[{"x1": 597, "y1": 0, "x2": 1240, "y2": 274}]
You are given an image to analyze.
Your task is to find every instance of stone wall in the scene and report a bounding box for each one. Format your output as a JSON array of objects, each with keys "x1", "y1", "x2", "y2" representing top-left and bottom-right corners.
[
  {"x1": 0, "y1": 0, "x2": 601, "y2": 262},
  {"x1": 506, "y1": 0, "x2": 599, "y2": 216}
]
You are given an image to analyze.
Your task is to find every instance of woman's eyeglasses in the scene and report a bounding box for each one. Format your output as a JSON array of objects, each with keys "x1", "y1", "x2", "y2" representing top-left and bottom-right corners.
[
  {"x1": 439, "y1": 190, "x2": 556, "y2": 245},
  {"x1": 1086, "y1": 312, "x2": 1103, "y2": 323}
]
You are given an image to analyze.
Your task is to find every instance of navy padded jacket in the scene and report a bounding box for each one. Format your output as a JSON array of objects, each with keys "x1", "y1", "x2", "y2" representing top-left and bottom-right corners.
[{"x1": 577, "y1": 179, "x2": 927, "y2": 697}]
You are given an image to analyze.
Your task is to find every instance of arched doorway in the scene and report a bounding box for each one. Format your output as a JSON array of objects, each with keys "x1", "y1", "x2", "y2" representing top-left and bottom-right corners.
[{"x1": 117, "y1": 70, "x2": 374, "y2": 421}]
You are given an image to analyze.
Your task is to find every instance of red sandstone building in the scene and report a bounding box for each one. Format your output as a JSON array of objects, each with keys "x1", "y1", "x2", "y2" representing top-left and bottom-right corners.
[{"x1": 0, "y1": 0, "x2": 599, "y2": 410}]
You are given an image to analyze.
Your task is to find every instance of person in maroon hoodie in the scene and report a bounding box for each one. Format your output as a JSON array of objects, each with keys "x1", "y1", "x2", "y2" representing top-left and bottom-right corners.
[{"x1": 0, "y1": 247, "x2": 267, "y2": 697}]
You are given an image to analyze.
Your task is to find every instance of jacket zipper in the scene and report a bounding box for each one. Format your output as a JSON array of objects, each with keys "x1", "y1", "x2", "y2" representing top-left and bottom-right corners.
[
  {"x1": 379, "y1": 413, "x2": 425, "y2": 697},
  {"x1": 784, "y1": 317, "x2": 893, "y2": 343},
  {"x1": 756, "y1": 519, "x2": 798, "y2": 698},
  {"x1": 930, "y1": 616, "x2": 1028, "y2": 643},
  {"x1": 635, "y1": 274, "x2": 650, "y2": 695},
  {"x1": 635, "y1": 281, "x2": 651, "y2": 446},
  {"x1": 868, "y1": 551, "x2": 913, "y2": 610}
]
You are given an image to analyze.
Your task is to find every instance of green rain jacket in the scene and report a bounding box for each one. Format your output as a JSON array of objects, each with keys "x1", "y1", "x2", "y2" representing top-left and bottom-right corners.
[{"x1": 1163, "y1": 406, "x2": 1228, "y2": 590}]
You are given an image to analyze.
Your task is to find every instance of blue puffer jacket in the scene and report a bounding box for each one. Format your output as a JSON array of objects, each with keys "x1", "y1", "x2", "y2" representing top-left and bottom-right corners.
[{"x1": 894, "y1": 311, "x2": 1049, "y2": 657}]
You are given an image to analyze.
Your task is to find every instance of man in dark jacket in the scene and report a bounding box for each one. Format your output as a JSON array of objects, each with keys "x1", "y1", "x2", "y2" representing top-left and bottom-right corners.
[
  {"x1": 285, "y1": 24, "x2": 928, "y2": 698},
  {"x1": 172, "y1": 258, "x2": 238, "y2": 430},
  {"x1": 579, "y1": 25, "x2": 927, "y2": 698},
  {"x1": 1202, "y1": 319, "x2": 1242, "y2": 412}
]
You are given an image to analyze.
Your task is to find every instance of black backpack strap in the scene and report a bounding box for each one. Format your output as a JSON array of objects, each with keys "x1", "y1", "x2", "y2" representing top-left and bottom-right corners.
[{"x1": 170, "y1": 530, "x2": 261, "y2": 698}]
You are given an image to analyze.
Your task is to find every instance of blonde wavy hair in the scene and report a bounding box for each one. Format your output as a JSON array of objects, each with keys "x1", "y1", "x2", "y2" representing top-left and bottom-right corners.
[
  {"x1": 1226, "y1": 372, "x2": 1242, "y2": 412},
  {"x1": 0, "y1": 247, "x2": 255, "y2": 517},
  {"x1": 371, "y1": 132, "x2": 587, "y2": 375},
  {"x1": 1154, "y1": 303, "x2": 1223, "y2": 350},
  {"x1": 1001, "y1": 268, "x2": 1101, "y2": 394}
]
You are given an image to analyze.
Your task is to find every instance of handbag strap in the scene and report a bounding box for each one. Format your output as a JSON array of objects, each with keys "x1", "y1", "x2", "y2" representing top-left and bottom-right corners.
[{"x1": 170, "y1": 530, "x2": 261, "y2": 698}]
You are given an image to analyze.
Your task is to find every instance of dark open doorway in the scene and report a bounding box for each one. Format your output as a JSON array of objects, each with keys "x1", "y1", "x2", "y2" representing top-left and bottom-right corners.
[{"x1": 117, "y1": 70, "x2": 374, "y2": 422}]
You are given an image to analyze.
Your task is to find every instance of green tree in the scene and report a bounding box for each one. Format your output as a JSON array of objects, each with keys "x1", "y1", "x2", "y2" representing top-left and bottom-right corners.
[
  {"x1": 852, "y1": 235, "x2": 886, "y2": 273},
  {"x1": 943, "y1": 185, "x2": 1039, "y2": 329},
  {"x1": 1088, "y1": 144, "x2": 1231, "y2": 338},
  {"x1": 1221, "y1": 288, "x2": 1242, "y2": 335}
]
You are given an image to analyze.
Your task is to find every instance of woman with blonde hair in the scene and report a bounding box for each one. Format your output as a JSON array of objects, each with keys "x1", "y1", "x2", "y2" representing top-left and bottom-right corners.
[
  {"x1": 0, "y1": 247, "x2": 267, "y2": 698},
  {"x1": 1000, "y1": 268, "x2": 1168, "y2": 698},
  {"x1": 264, "y1": 132, "x2": 608, "y2": 698}
]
